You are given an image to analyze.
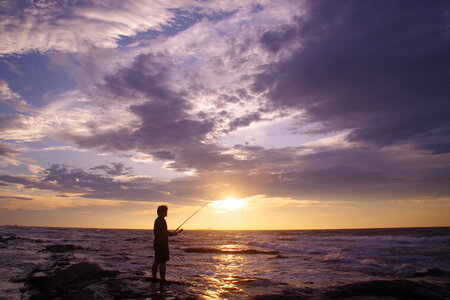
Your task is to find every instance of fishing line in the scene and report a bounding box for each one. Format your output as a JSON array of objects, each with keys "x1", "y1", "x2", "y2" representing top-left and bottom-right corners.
[{"x1": 175, "y1": 197, "x2": 217, "y2": 231}]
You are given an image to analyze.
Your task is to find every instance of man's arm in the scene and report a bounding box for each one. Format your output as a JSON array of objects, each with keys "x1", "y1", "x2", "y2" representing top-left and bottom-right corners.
[{"x1": 167, "y1": 229, "x2": 183, "y2": 236}]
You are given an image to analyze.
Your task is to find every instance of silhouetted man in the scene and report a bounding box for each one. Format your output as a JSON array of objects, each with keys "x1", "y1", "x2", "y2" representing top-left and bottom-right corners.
[{"x1": 152, "y1": 205, "x2": 182, "y2": 281}]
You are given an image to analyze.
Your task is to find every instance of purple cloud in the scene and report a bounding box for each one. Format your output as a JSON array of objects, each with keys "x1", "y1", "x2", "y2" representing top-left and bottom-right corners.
[
  {"x1": 89, "y1": 162, "x2": 132, "y2": 176},
  {"x1": 228, "y1": 113, "x2": 261, "y2": 132},
  {"x1": 63, "y1": 53, "x2": 215, "y2": 154},
  {"x1": 42, "y1": 164, "x2": 120, "y2": 191},
  {"x1": 0, "y1": 163, "x2": 211, "y2": 203},
  {"x1": 0, "y1": 142, "x2": 19, "y2": 156},
  {"x1": 0, "y1": 196, "x2": 32, "y2": 200},
  {"x1": 254, "y1": 0, "x2": 450, "y2": 153},
  {"x1": 1, "y1": 141, "x2": 449, "y2": 204},
  {"x1": 6, "y1": 163, "x2": 165, "y2": 202},
  {"x1": 187, "y1": 145, "x2": 450, "y2": 202},
  {"x1": 0, "y1": 115, "x2": 26, "y2": 132}
]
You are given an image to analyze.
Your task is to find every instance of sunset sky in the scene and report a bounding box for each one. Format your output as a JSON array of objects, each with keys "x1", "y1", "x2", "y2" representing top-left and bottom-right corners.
[{"x1": 1, "y1": 0, "x2": 449, "y2": 229}]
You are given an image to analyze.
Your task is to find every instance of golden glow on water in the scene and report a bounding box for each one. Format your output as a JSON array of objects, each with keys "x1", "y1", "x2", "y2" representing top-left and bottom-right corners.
[{"x1": 202, "y1": 244, "x2": 248, "y2": 299}]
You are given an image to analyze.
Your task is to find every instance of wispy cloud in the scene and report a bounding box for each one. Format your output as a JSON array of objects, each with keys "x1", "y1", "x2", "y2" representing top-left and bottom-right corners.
[
  {"x1": 0, "y1": 0, "x2": 449, "y2": 226},
  {"x1": 0, "y1": 0, "x2": 191, "y2": 55}
]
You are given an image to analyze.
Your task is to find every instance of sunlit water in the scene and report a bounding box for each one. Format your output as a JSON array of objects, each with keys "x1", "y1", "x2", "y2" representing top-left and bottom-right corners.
[{"x1": 1, "y1": 226, "x2": 449, "y2": 299}]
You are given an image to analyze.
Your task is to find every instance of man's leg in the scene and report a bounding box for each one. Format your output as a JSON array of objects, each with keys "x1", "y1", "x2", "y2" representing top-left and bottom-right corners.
[
  {"x1": 152, "y1": 261, "x2": 160, "y2": 279},
  {"x1": 159, "y1": 261, "x2": 167, "y2": 281}
]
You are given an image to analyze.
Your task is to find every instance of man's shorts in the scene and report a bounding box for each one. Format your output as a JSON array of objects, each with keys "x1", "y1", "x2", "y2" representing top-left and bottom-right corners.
[{"x1": 154, "y1": 244, "x2": 169, "y2": 262}]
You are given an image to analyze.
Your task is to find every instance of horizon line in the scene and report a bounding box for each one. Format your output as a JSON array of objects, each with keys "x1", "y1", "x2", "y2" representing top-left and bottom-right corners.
[{"x1": 2, "y1": 224, "x2": 449, "y2": 231}]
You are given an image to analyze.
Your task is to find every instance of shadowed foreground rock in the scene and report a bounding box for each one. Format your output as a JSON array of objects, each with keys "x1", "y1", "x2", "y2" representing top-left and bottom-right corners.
[
  {"x1": 25, "y1": 261, "x2": 194, "y2": 299},
  {"x1": 251, "y1": 276, "x2": 450, "y2": 300},
  {"x1": 413, "y1": 268, "x2": 449, "y2": 277},
  {"x1": 324, "y1": 279, "x2": 450, "y2": 300},
  {"x1": 26, "y1": 262, "x2": 119, "y2": 299}
]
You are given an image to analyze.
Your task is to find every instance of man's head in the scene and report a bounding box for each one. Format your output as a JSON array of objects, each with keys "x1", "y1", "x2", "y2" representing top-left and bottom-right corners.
[{"x1": 157, "y1": 205, "x2": 168, "y2": 217}]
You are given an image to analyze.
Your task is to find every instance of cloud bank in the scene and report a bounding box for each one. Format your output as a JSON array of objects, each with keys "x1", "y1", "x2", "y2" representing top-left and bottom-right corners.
[{"x1": 0, "y1": 0, "x2": 449, "y2": 210}]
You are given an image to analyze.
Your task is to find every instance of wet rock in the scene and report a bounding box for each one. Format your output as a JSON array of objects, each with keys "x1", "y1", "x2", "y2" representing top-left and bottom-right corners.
[
  {"x1": 49, "y1": 253, "x2": 75, "y2": 265},
  {"x1": 233, "y1": 277, "x2": 288, "y2": 288},
  {"x1": 42, "y1": 244, "x2": 83, "y2": 253},
  {"x1": 61, "y1": 288, "x2": 98, "y2": 300},
  {"x1": 26, "y1": 262, "x2": 119, "y2": 299},
  {"x1": 32, "y1": 239, "x2": 47, "y2": 243},
  {"x1": 325, "y1": 279, "x2": 450, "y2": 300},
  {"x1": 413, "y1": 268, "x2": 448, "y2": 277},
  {"x1": 269, "y1": 254, "x2": 289, "y2": 259},
  {"x1": 252, "y1": 296, "x2": 305, "y2": 300},
  {"x1": 9, "y1": 276, "x2": 27, "y2": 283},
  {"x1": 52, "y1": 261, "x2": 71, "y2": 267},
  {"x1": 251, "y1": 288, "x2": 311, "y2": 300},
  {"x1": 0, "y1": 235, "x2": 18, "y2": 242}
]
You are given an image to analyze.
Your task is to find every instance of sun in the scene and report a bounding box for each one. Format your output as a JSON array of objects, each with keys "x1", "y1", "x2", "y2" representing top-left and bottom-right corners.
[{"x1": 213, "y1": 197, "x2": 245, "y2": 211}]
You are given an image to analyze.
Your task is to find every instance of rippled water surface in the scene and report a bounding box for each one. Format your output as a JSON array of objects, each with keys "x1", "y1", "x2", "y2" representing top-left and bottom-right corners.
[{"x1": 1, "y1": 226, "x2": 449, "y2": 299}]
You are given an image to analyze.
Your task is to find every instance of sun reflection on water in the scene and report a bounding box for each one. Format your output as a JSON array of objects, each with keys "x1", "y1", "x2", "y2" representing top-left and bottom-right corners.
[{"x1": 201, "y1": 245, "x2": 248, "y2": 299}]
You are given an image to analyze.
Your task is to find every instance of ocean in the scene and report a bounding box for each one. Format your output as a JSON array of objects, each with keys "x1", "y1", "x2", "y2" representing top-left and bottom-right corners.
[{"x1": 1, "y1": 226, "x2": 449, "y2": 299}]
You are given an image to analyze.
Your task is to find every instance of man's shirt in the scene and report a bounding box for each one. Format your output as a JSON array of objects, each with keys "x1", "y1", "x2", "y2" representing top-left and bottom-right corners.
[{"x1": 153, "y1": 217, "x2": 168, "y2": 247}]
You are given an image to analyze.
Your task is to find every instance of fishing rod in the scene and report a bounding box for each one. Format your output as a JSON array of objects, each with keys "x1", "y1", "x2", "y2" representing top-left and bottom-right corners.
[{"x1": 175, "y1": 199, "x2": 214, "y2": 231}]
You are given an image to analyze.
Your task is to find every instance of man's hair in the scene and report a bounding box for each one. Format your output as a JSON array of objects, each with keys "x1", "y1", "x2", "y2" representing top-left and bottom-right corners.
[{"x1": 157, "y1": 205, "x2": 168, "y2": 215}]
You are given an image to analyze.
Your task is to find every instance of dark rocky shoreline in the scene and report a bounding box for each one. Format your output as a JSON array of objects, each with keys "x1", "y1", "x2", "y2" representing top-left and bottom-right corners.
[
  {"x1": 18, "y1": 243, "x2": 450, "y2": 300},
  {"x1": 24, "y1": 262, "x2": 450, "y2": 300},
  {"x1": 14, "y1": 243, "x2": 193, "y2": 299},
  {"x1": 252, "y1": 278, "x2": 450, "y2": 300}
]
